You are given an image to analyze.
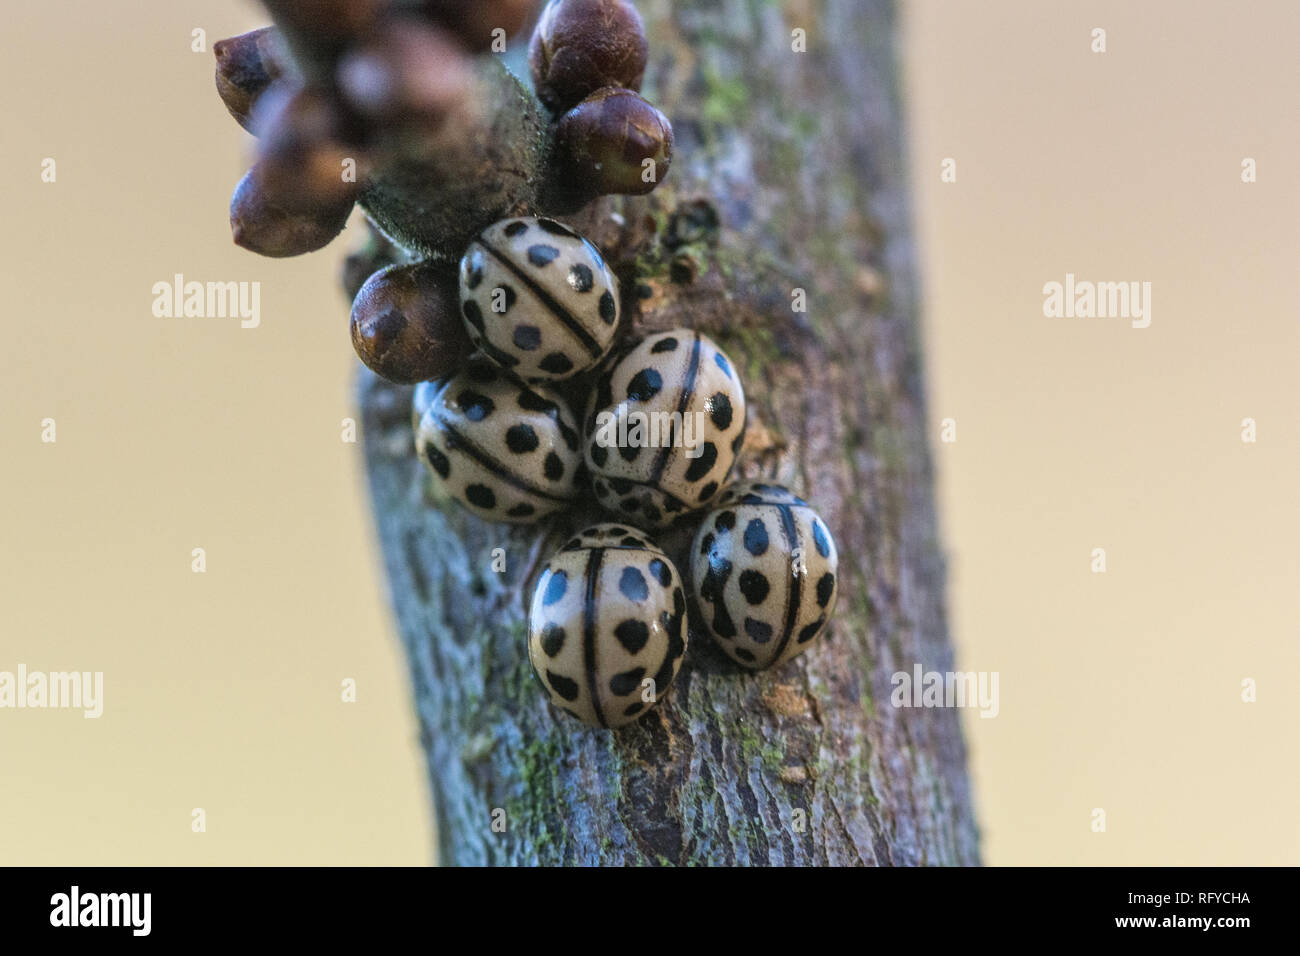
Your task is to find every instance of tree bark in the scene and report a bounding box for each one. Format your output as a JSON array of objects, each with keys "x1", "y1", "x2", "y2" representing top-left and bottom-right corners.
[{"x1": 359, "y1": 0, "x2": 979, "y2": 865}]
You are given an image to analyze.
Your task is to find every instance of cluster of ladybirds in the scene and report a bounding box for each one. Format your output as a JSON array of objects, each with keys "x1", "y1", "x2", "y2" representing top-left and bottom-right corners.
[
  {"x1": 411, "y1": 213, "x2": 840, "y2": 729},
  {"x1": 212, "y1": 0, "x2": 840, "y2": 728}
]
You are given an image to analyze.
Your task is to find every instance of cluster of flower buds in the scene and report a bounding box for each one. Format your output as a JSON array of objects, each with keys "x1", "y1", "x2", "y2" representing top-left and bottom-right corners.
[
  {"x1": 213, "y1": 0, "x2": 674, "y2": 383},
  {"x1": 214, "y1": 0, "x2": 532, "y2": 258},
  {"x1": 532, "y1": 0, "x2": 673, "y2": 198}
]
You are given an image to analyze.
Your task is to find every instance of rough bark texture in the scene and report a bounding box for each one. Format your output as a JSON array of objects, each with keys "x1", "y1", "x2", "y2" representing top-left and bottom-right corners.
[{"x1": 360, "y1": 0, "x2": 980, "y2": 865}]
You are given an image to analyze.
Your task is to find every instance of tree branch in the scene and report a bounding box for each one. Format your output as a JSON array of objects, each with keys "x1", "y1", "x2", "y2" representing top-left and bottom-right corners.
[{"x1": 359, "y1": 0, "x2": 978, "y2": 865}]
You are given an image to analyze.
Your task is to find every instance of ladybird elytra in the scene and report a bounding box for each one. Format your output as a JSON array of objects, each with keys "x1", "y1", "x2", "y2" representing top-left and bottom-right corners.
[
  {"x1": 528, "y1": 524, "x2": 688, "y2": 727},
  {"x1": 690, "y1": 482, "x2": 838, "y2": 670},
  {"x1": 458, "y1": 216, "x2": 621, "y2": 382}
]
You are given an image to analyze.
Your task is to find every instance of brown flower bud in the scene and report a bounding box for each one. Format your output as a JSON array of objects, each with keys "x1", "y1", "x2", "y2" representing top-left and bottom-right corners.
[
  {"x1": 350, "y1": 261, "x2": 475, "y2": 384},
  {"x1": 529, "y1": 0, "x2": 648, "y2": 112},
  {"x1": 254, "y1": 86, "x2": 366, "y2": 211},
  {"x1": 230, "y1": 165, "x2": 355, "y2": 258},
  {"x1": 214, "y1": 27, "x2": 285, "y2": 132},
  {"x1": 419, "y1": 0, "x2": 538, "y2": 52},
  {"x1": 337, "y1": 19, "x2": 473, "y2": 125},
  {"x1": 555, "y1": 87, "x2": 672, "y2": 195}
]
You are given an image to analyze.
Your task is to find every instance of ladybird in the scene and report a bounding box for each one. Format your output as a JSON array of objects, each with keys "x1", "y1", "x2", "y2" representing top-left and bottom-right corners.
[
  {"x1": 414, "y1": 360, "x2": 583, "y2": 522},
  {"x1": 527, "y1": 524, "x2": 688, "y2": 727},
  {"x1": 690, "y1": 482, "x2": 838, "y2": 670},
  {"x1": 584, "y1": 329, "x2": 745, "y2": 528},
  {"x1": 458, "y1": 217, "x2": 620, "y2": 382}
]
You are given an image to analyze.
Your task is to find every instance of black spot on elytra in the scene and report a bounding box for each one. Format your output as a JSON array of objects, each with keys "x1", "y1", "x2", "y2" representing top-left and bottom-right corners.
[
  {"x1": 621, "y1": 536, "x2": 644, "y2": 547},
  {"x1": 698, "y1": 481, "x2": 718, "y2": 502},
  {"x1": 458, "y1": 390, "x2": 494, "y2": 421},
  {"x1": 648, "y1": 558, "x2": 672, "y2": 587},
  {"x1": 507, "y1": 503, "x2": 535, "y2": 518},
  {"x1": 609, "y1": 477, "x2": 633, "y2": 495},
  {"x1": 614, "y1": 619, "x2": 650, "y2": 654},
  {"x1": 528, "y1": 244, "x2": 560, "y2": 267},
  {"x1": 816, "y1": 572, "x2": 835, "y2": 608},
  {"x1": 506, "y1": 424, "x2": 539, "y2": 453},
  {"x1": 465, "y1": 484, "x2": 496, "y2": 509},
  {"x1": 598, "y1": 290, "x2": 617, "y2": 324},
  {"x1": 462, "y1": 299, "x2": 485, "y2": 331},
  {"x1": 544, "y1": 452, "x2": 564, "y2": 481},
  {"x1": 517, "y1": 390, "x2": 557, "y2": 415},
  {"x1": 739, "y1": 569, "x2": 770, "y2": 605},
  {"x1": 709, "y1": 392, "x2": 733, "y2": 430},
  {"x1": 513, "y1": 324, "x2": 541, "y2": 351},
  {"x1": 699, "y1": 555, "x2": 735, "y2": 638},
  {"x1": 568, "y1": 264, "x2": 594, "y2": 293},
  {"x1": 626, "y1": 368, "x2": 662, "y2": 402},
  {"x1": 546, "y1": 670, "x2": 579, "y2": 701},
  {"x1": 559, "y1": 423, "x2": 579, "y2": 451},
  {"x1": 734, "y1": 647, "x2": 755, "y2": 663},
  {"x1": 542, "y1": 570, "x2": 568, "y2": 605},
  {"x1": 684, "y1": 442, "x2": 717, "y2": 481},
  {"x1": 618, "y1": 444, "x2": 640, "y2": 463},
  {"x1": 797, "y1": 618, "x2": 824, "y2": 644},
  {"x1": 744, "y1": 618, "x2": 773, "y2": 643},
  {"x1": 813, "y1": 520, "x2": 831, "y2": 558},
  {"x1": 609, "y1": 667, "x2": 645, "y2": 696},
  {"x1": 643, "y1": 503, "x2": 661, "y2": 524},
  {"x1": 424, "y1": 445, "x2": 450, "y2": 479},
  {"x1": 652, "y1": 613, "x2": 686, "y2": 691},
  {"x1": 698, "y1": 532, "x2": 714, "y2": 555},
  {"x1": 713, "y1": 605, "x2": 737, "y2": 638},
  {"x1": 623, "y1": 701, "x2": 645, "y2": 717},
  {"x1": 541, "y1": 624, "x2": 566, "y2": 657},
  {"x1": 673, "y1": 589, "x2": 685, "y2": 616},
  {"x1": 715, "y1": 510, "x2": 736, "y2": 532},
  {"x1": 503, "y1": 221, "x2": 528, "y2": 237},
  {"x1": 539, "y1": 352, "x2": 574, "y2": 375},
  {"x1": 743, "y1": 518, "x2": 769, "y2": 556},
  {"x1": 590, "y1": 444, "x2": 608, "y2": 468},
  {"x1": 619, "y1": 567, "x2": 648, "y2": 601},
  {"x1": 619, "y1": 498, "x2": 640, "y2": 513},
  {"x1": 650, "y1": 336, "x2": 678, "y2": 353}
]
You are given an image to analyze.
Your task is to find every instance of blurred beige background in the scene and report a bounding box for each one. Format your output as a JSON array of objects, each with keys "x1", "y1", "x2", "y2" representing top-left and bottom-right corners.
[{"x1": 1, "y1": 0, "x2": 1295, "y2": 865}]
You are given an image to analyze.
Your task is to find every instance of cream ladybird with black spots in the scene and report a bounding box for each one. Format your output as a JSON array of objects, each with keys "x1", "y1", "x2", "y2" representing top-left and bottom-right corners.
[
  {"x1": 584, "y1": 329, "x2": 745, "y2": 529},
  {"x1": 690, "y1": 482, "x2": 838, "y2": 669},
  {"x1": 414, "y1": 360, "x2": 584, "y2": 523},
  {"x1": 458, "y1": 217, "x2": 620, "y2": 382},
  {"x1": 528, "y1": 524, "x2": 688, "y2": 727}
]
